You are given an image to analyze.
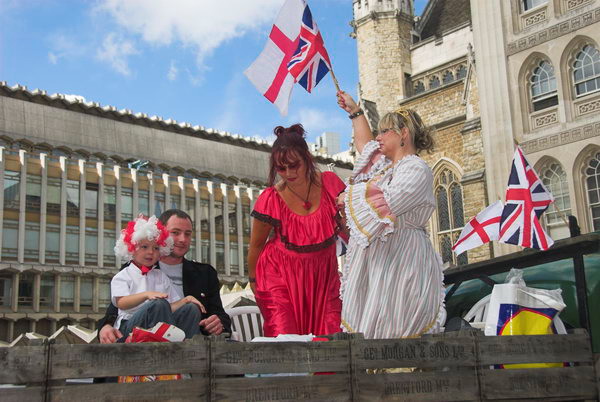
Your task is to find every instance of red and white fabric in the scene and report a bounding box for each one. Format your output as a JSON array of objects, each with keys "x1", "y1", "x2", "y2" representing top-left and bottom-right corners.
[{"x1": 452, "y1": 200, "x2": 503, "y2": 256}]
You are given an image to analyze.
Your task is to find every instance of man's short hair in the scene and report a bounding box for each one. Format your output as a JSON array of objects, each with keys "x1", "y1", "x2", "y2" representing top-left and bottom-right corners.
[{"x1": 159, "y1": 209, "x2": 193, "y2": 227}]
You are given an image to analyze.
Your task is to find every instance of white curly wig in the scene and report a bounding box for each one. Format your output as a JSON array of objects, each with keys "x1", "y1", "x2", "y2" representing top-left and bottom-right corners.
[{"x1": 114, "y1": 214, "x2": 174, "y2": 263}]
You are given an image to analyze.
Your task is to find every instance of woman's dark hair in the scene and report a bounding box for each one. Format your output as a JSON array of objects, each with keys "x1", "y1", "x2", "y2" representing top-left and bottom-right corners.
[{"x1": 268, "y1": 124, "x2": 318, "y2": 187}]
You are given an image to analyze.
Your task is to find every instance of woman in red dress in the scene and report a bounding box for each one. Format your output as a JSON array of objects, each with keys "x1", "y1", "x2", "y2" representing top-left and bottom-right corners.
[{"x1": 247, "y1": 124, "x2": 345, "y2": 337}]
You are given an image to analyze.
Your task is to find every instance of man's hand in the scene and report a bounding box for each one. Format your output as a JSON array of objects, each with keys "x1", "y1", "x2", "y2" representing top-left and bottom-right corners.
[
  {"x1": 199, "y1": 314, "x2": 224, "y2": 335},
  {"x1": 145, "y1": 291, "x2": 168, "y2": 300},
  {"x1": 99, "y1": 324, "x2": 123, "y2": 344},
  {"x1": 183, "y1": 295, "x2": 207, "y2": 314}
]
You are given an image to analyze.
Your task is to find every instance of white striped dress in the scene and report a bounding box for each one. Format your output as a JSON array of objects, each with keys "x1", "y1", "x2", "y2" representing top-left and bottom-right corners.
[{"x1": 341, "y1": 141, "x2": 445, "y2": 339}]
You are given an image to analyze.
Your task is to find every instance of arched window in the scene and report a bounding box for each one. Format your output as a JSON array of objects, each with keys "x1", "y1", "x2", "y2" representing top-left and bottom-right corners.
[
  {"x1": 522, "y1": 0, "x2": 547, "y2": 11},
  {"x1": 414, "y1": 81, "x2": 425, "y2": 95},
  {"x1": 530, "y1": 60, "x2": 558, "y2": 111},
  {"x1": 429, "y1": 76, "x2": 441, "y2": 90},
  {"x1": 442, "y1": 70, "x2": 454, "y2": 85},
  {"x1": 541, "y1": 163, "x2": 571, "y2": 225},
  {"x1": 435, "y1": 169, "x2": 467, "y2": 266},
  {"x1": 584, "y1": 152, "x2": 600, "y2": 231},
  {"x1": 456, "y1": 65, "x2": 467, "y2": 80},
  {"x1": 573, "y1": 45, "x2": 600, "y2": 97}
]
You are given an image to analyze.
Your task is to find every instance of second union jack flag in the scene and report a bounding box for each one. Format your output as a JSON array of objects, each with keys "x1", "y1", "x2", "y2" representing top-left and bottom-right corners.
[
  {"x1": 286, "y1": 3, "x2": 331, "y2": 93},
  {"x1": 499, "y1": 146, "x2": 554, "y2": 250}
]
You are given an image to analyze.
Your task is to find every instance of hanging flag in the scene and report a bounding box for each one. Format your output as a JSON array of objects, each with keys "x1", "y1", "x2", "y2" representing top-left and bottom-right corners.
[
  {"x1": 244, "y1": 0, "x2": 332, "y2": 115},
  {"x1": 452, "y1": 200, "x2": 503, "y2": 256},
  {"x1": 498, "y1": 146, "x2": 554, "y2": 250}
]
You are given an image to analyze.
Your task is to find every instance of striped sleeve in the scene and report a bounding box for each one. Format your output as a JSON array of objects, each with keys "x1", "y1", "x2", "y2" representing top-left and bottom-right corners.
[
  {"x1": 383, "y1": 160, "x2": 432, "y2": 218},
  {"x1": 345, "y1": 181, "x2": 395, "y2": 247}
]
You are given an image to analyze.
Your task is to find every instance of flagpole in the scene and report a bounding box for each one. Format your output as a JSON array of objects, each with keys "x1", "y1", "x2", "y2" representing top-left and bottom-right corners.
[{"x1": 330, "y1": 67, "x2": 341, "y2": 93}]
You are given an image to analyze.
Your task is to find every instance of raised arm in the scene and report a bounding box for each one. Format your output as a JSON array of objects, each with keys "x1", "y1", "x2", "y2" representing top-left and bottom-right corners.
[{"x1": 337, "y1": 90, "x2": 373, "y2": 155}]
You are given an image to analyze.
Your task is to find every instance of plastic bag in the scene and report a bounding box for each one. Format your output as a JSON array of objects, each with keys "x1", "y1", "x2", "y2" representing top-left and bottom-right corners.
[
  {"x1": 118, "y1": 322, "x2": 185, "y2": 383},
  {"x1": 484, "y1": 268, "x2": 567, "y2": 369}
]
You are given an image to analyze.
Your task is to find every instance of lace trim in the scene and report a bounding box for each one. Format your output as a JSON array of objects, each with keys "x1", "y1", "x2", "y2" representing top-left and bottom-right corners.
[{"x1": 250, "y1": 210, "x2": 281, "y2": 227}]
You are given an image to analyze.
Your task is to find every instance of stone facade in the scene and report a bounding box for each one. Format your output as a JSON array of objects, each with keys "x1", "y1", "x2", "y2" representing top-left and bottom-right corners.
[{"x1": 353, "y1": 0, "x2": 491, "y2": 266}]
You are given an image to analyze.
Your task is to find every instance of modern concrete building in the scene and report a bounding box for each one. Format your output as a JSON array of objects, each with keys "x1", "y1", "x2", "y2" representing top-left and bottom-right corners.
[{"x1": 0, "y1": 82, "x2": 352, "y2": 342}]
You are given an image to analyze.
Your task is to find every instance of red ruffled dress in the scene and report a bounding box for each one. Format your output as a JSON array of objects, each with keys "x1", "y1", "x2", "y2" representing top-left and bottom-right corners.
[{"x1": 251, "y1": 171, "x2": 345, "y2": 337}]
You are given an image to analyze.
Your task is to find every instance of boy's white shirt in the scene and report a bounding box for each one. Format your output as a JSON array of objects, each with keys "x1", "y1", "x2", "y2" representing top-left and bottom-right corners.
[{"x1": 111, "y1": 262, "x2": 180, "y2": 330}]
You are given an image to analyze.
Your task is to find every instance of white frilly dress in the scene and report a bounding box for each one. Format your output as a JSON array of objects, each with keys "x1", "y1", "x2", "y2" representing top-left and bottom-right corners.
[{"x1": 341, "y1": 140, "x2": 446, "y2": 339}]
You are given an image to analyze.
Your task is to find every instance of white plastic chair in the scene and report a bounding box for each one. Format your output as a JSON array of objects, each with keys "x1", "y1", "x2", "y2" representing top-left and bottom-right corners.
[
  {"x1": 463, "y1": 294, "x2": 567, "y2": 333},
  {"x1": 225, "y1": 306, "x2": 264, "y2": 342}
]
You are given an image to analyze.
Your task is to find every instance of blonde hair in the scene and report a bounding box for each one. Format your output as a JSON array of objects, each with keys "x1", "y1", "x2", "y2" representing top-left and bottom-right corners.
[{"x1": 378, "y1": 108, "x2": 434, "y2": 154}]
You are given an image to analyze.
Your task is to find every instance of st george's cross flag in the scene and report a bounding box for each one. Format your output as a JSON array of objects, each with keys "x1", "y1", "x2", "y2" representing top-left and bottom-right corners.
[
  {"x1": 452, "y1": 200, "x2": 503, "y2": 256},
  {"x1": 244, "y1": 0, "x2": 332, "y2": 115},
  {"x1": 499, "y1": 147, "x2": 554, "y2": 250}
]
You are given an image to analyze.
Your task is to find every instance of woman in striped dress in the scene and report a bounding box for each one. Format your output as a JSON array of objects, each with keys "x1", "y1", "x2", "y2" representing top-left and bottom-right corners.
[{"x1": 336, "y1": 91, "x2": 445, "y2": 339}]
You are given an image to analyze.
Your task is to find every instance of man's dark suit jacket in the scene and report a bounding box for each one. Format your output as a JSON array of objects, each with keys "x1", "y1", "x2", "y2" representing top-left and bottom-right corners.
[{"x1": 97, "y1": 259, "x2": 232, "y2": 336}]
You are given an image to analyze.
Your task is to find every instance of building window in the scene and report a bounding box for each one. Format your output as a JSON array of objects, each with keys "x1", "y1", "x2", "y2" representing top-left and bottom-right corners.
[
  {"x1": 24, "y1": 223, "x2": 40, "y2": 260},
  {"x1": 442, "y1": 70, "x2": 454, "y2": 85},
  {"x1": 531, "y1": 60, "x2": 558, "y2": 111},
  {"x1": 18, "y1": 273, "x2": 34, "y2": 308},
  {"x1": 40, "y1": 274, "x2": 55, "y2": 310},
  {"x1": 60, "y1": 275, "x2": 75, "y2": 310},
  {"x1": 65, "y1": 225, "x2": 79, "y2": 264},
  {"x1": 414, "y1": 81, "x2": 425, "y2": 95},
  {"x1": 522, "y1": 0, "x2": 547, "y2": 11},
  {"x1": 573, "y1": 45, "x2": 600, "y2": 97},
  {"x1": 104, "y1": 185, "x2": 116, "y2": 221},
  {"x1": 456, "y1": 65, "x2": 467, "y2": 80},
  {"x1": 121, "y1": 187, "x2": 133, "y2": 221},
  {"x1": 435, "y1": 169, "x2": 467, "y2": 266},
  {"x1": 541, "y1": 163, "x2": 571, "y2": 225},
  {"x1": 216, "y1": 242, "x2": 225, "y2": 274},
  {"x1": 99, "y1": 278, "x2": 110, "y2": 309},
  {"x1": 66, "y1": 179, "x2": 80, "y2": 217},
  {"x1": 138, "y1": 189, "x2": 150, "y2": 217},
  {"x1": 80, "y1": 277, "x2": 93, "y2": 309},
  {"x1": 85, "y1": 227, "x2": 98, "y2": 265},
  {"x1": 0, "y1": 273, "x2": 12, "y2": 308},
  {"x1": 154, "y1": 191, "x2": 165, "y2": 217},
  {"x1": 2, "y1": 220, "x2": 18, "y2": 260},
  {"x1": 230, "y1": 243, "x2": 239, "y2": 276},
  {"x1": 85, "y1": 182, "x2": 98, "y2": 219},
  {"x1": 429, "y1": 76, "x2": 441, "y2": 90},
  {"x1": 46, "y1": 224, "x2": 60, "y2": 263},
  {"x1": 103, "y1": 229, "x2": 116, "y2": 266},
  {"x1": 185, "y1": 196, "x2": 196, "y2": 223},
  {"x1": 585, "y1": 152, "x2": 600, "y2": 231},
  {"x1": 47, "y1": 177, "x2": 61, "y2": 216},
  {"x1": 26, "y1": 175, "x2": 41, "y2": 212},
  {"x1": 4, "y1": 170, "x2": 20, "y2": 210}
]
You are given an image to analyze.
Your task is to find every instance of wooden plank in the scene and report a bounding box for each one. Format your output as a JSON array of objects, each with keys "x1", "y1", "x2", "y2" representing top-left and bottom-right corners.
[
  {"x1": 478, "y1": 334, "x2": 592, "y2": 365},
  {"x1": 0, "y1": 386, "x2": 45, "y2": 402},
  {"x1": 213, "y1": 374, "x2": 351, "y2": 401},
  {"x1": 480, "y1": 366, "x2": 597, "y2": 400},
  {"x1": 0, "y1": 345, "x2": 47, "y2": 383},
  {"x1": 46, "y1": 378, "x2": 208, "y2": 401},
  {"x1": 212, "y1": 341, "x2": 350, "y2": 375},
  {"x1": 354, "y1": 370, "x2": 479, "y2": 401},
  {"x1": 352, "y1": 337, "x2": 476, "y2": 370},
  {"x1": 49, "y1": 340, "x2": 209, "y2": 379}
]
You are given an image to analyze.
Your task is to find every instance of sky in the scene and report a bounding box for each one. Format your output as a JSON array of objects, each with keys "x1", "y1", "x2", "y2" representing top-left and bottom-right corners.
[{"x1": 0, "y1": 0, "x2": 428, "y2": 151}]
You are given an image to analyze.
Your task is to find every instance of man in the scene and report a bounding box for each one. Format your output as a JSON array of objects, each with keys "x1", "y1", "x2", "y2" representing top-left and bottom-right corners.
[{"x1": 98, "y1": 209, "x2": 231, "y2": 343}]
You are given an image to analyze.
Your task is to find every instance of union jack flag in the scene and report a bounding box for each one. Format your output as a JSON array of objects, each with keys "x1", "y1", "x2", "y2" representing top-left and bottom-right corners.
[
  {"x1": 286, "y1": 4, "x2": 331, "y2": 93},
  {"x1": 499, "y1": 147, "x2": 554, "y2": 250}
]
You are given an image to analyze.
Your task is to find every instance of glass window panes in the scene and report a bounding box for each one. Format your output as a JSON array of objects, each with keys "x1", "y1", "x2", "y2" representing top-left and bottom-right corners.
[
  {"x1": 40, "y1": 274, "x2": 54, "y2": 309},
  {"x1": 4, "y1": 170, "x2": 20, "y2": 210},
  {"x1": 18, "y1": 273, "x2": 34, "y2": 308},
  {"x1": 542, "y1": 163, "x2": 571, "y2": 225},
  {"x1": 154, "y1": 192, "x2": 165, "y2": 217},
  {"x1": 66, "y1": 226, "x2": 79, "y2": 263},
  {"x1": 531, "y1": 60, "x2": 558, "y2": 111},
  {"x1": 139, "y1": 189, "x2": 150, "y2": 217},
  {"x1": 85, "y1": 227, "x2": 98, "y2": 264},
  {"x1": 435, "y1": 169, "x2": 466, "y2": 266},
  {"x1": 185, "y1": 196, "x2": 195, "y2": 222},
  {"x1": 228, "y1": 202, "x2": 237, "y2": 235},
  {"x1": 104, "y1": 185, "x2": 116, "y2": 221},
  {"x1": 122, "y1": 188, "x2": 133, "y2": 221},
  {"x1": 60, "y1": 275, "x2": 75, "y2": 309},
  {"x1": 414, "y1": 81, "x2": 425, "y2": 95},
  {"x1": 442, "y1": 71, "x2": 454, "y2": 85},
  {"x1": 24, "y1": 223, "x2": 40, "y2": 260},
  {"x1": 456, "y1": 65, "x2": 467, "y2": 80},
  {"x1": 585, "y1": 152, "x2": 600, "y2": 231},
  {"x1": 104, "y1": 230, "x2": 116, "y2": 266},
  {"x1": 573, "y1": 45, "x2": 600, "y2": 97},
  {"x1": 2, "y1": 220, "x2": 18, "y2": 259},
  {"x1": 523, "y1": 0, "x2": 547, "y2": 11},
  {"x1": 99, "y1": 279, "x2": 111, "y2": 308},
  {"x1": 429, "y1": 76, "x2": 441, "y2": 89},
  {"x1": 0, "y1": 273, "x2": 12, "y2": 307},
  {"x1": 216, "y1": 242, "x2": 225, "y2": 274},
  {"x1": 26, "y1": 175, "x2": 41, "y2": 212},
  {"x1": 214, "y1": 200, "x2": 224, "y2": 234},
  {"x1": 80, "y1": 278, "x2": 93, "y2": 308},
  {"x1": 201, "y1": 199, "x2": 209, "y2": 232},
  {"x1": 47, "y1": 177, "x2": 61, "y2": 215},
  {"x1": 46, "y1": 224, "x2": 60, "y2": 262},
  {"x1": 66, "y1": 179, "x2": 80, "y2": 217},
  {"x1": 230, "y1": 243, "x2": 239, "y2": 276},
  {"x1": 85, "y1": 183, "x2": 98, "y2": 218}
]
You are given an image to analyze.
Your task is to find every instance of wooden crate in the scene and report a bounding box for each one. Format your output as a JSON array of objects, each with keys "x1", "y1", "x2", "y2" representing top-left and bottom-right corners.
[{"x1": 0, "y1": 331, "x2": 598, "y2": 401}]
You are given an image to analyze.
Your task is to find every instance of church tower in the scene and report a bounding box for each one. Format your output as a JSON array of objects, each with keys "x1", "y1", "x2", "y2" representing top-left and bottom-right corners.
[{"x1": 351, "y1": 0, "x2": 414, "y2": 116}]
